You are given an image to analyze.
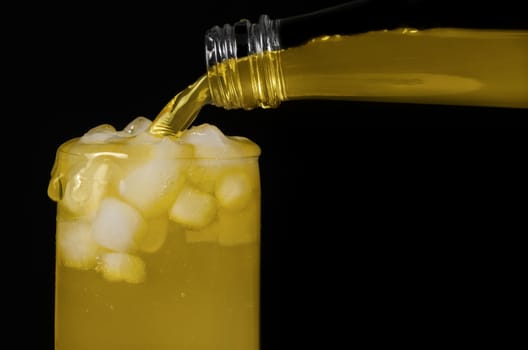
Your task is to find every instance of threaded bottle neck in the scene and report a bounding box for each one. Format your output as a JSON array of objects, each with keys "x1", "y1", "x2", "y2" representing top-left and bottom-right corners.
[{"x1": 205, "y1": 15, "x2": 286, "y2": 110}]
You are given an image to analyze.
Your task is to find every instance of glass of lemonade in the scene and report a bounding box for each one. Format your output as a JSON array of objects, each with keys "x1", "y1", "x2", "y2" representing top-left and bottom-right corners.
[{"x1": 48, "y1": 118, "x2": 261, "y2": 350}]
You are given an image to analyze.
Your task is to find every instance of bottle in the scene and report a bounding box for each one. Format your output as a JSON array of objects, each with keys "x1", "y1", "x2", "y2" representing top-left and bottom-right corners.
[
  {"x1": 149, "y1": 0, "x2": 528, "y2": 136},
  {"x1": 204, "y1": 0, "x2": 528, "y2": 110}
]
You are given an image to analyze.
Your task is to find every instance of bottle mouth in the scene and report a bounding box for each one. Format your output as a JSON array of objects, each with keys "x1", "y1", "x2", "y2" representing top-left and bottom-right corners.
[
  {"x1": 205, "y1": 15, "x2": 280, "y2": 70},
  {"x1": 204, "y1": 15, "x2": 285, "y2": 110}
]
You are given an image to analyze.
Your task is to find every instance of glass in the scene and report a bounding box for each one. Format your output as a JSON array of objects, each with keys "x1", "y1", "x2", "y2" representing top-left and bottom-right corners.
[{"x1": 51, "y1": 134, "x2": 261, "y2": 350}]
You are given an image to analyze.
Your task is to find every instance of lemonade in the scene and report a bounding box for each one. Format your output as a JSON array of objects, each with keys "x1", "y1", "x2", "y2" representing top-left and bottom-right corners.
[{"x1": 48, "y1": 118, "x2": 261, "y2": 349}]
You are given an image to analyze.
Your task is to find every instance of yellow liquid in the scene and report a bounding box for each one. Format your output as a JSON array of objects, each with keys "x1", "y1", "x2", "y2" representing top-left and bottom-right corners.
[
  {"x1": 51, "y1": 132, "x2": 261, "y2": 350},
  {"x1": 207, "y1": 28, "x2": 528, "y2": 109},
  {"x1": 149, "y1": 75, "x2": 210, "y2": 136},
  {"x1": 282, "y1": 28, "x2": 528, "y2": 108}
]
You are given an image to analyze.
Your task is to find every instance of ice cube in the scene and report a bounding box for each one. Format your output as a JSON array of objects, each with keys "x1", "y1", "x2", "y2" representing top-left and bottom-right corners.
[
  {"x1": 169, "y1": 185, "x2": 216, "y2": 229},
  {"x1": 121, "y1": 116, "x2": 152, "y2": 136},
  {"x1": 111, "y1": 116, "x2": 153, "y2": 141},
  {"x1": 180, "y1": 123, "x2": 258, "y2": 158},
  {"x1": 185, "y1": 198, "x2": 259, "y2": 245},
  {"x1": 218, "y1": 198, "x2": 260, "y2": 246},
  {"x1": 57, "y1": 220, "x2": 101, "y2": 270},
  {"x1": 98, "y1": 252, "x2": 146, "y2": 283},
  {"x1": 185, "y1": 159, "x2": 222, "y2": 193},
  {"x1": 186, "y1": 158, "x2": 259, "y2": 194},
  {"x1": 80, "y1": 124, "x2": 117, "y2": 144},
  {"x1": 119, "y1": 160, "x2": 187, "y2": 218},
  {"x1": 215, "y1": 171, "x2": 253, "y2": 211},
  {"x1": 138, "y1": 216, "x2": 168, "y2": 253},
  {"x1": 179, "y1": 123, "x2": 226, "y2": 154},
  {"x1": 91, "y1": 197, "x2": 147, "y2": 252},
  {"x1": 152, "y1": 137, "x2": 194, "y2": 159},
  {"x1": 61, "y1": 158, "x2": 117, "y2": 218}
]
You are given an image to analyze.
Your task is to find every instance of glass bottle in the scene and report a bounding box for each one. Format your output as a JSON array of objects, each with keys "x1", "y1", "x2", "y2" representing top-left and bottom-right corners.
[{"x1": 204, "y1": 0, "x2": 528, "y2": 110}]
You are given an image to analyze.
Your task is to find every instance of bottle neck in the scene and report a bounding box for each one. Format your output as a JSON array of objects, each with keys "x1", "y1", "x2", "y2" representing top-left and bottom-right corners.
[{"x1": 205, "y1": 15, "x2": 286, "y2": 110}]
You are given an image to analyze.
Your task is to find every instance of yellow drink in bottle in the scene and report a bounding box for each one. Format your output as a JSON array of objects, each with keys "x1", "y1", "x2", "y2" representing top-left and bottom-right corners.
[{"x1": 207, "y1": 28, "x2": 528, "y2": 110}]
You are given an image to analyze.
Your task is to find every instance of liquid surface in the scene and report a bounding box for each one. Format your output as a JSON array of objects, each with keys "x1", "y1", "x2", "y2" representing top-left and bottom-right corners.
[{"x1": 49, "y1": 120, "x2": 261, "y2": 350}]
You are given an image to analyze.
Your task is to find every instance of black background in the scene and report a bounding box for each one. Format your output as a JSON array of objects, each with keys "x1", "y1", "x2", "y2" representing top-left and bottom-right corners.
[{"x1": 11, "y1": 1, "x2": 527, "y2": 349}]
